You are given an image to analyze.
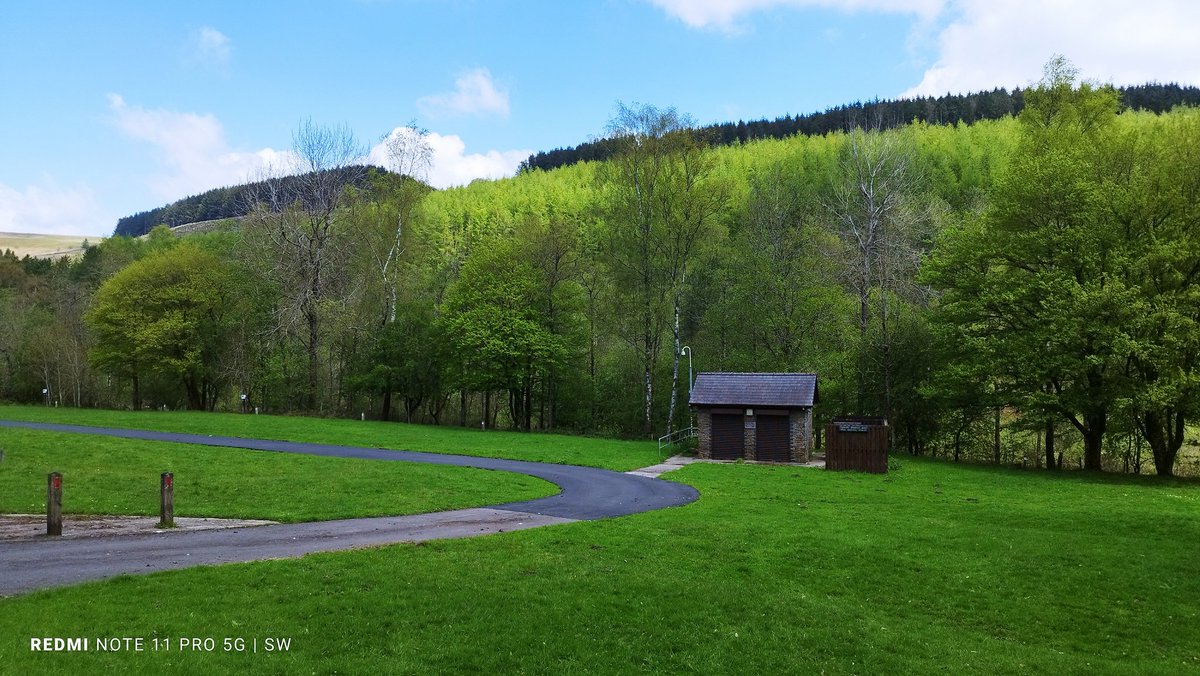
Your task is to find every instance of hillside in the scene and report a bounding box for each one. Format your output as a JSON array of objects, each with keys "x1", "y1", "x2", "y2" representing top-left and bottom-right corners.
[
  {"x1": 113, "y1": 165, "x2": 390, "y2": 238},
  {"x1": 519, "y1": 82, "x2": 1200, "y2": 173},
  {"x1": 113, "y1": 83, "x2": 1200, "y2": 239},
  {"x1": 0, "y1": 232, "x2": 90, "y2": 259}
]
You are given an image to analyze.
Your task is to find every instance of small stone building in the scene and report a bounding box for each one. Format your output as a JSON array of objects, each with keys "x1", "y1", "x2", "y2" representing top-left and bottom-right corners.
[{"x1": 689, "y1": 372, "x2": 818, "y2": 463}]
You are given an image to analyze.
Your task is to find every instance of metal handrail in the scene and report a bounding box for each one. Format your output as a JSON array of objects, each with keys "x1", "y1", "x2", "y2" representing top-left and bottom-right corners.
[{"x1": 658, "y1": 425, "x2": 697, "y2": 451}]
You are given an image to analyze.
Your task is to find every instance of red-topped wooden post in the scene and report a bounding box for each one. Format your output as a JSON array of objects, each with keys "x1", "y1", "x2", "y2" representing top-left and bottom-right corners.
[
  {"x1": 47, "y1": 472, "x2": 62, "y2": 536},
  {"x1": 158, "y1": 472, "x2": 174, "y2": 528}
]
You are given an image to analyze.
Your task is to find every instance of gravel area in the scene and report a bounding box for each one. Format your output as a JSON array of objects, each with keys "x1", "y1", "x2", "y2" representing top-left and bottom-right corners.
[{"x1": 0, "y1": 514, "x2": 277, "y2": 541}]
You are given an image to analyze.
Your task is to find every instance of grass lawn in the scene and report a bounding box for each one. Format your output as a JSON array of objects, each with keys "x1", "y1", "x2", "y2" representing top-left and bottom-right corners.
[
  {"x1": 0, "y1": 427, "x2": 555, "y2": 522},
  {"x1": 1, "y1": 443, "x2": 1197, "y2": 673},
  {"x1": 0, "y1": 405, "x2": 666, "y2": 471}
]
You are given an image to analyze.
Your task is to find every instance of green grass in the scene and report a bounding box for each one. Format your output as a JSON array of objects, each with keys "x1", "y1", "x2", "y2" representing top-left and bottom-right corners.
[
  {"x1": 0, "y1": 428, "x2": 555, "y2": 522},
  {"x1": 1, "y1": 452, "x2": 1197, "y2": 674},
  {"x1": 0, "y1": 405, "x2": 666, "y2": 471}
]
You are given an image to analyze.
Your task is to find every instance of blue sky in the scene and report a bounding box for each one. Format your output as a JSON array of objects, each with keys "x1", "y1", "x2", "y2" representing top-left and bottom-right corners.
[{"x1": 3, "y1": 0, "x2": 1198, "y2": 236}]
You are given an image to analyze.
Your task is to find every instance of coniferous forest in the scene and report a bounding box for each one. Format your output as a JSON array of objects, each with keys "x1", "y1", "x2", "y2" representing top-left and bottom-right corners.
[{"x1": 3, "y1": 61, "x2": 1198, "y2": 475}]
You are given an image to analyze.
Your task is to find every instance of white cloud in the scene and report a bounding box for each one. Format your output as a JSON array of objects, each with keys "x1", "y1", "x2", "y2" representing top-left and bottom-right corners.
[
  {"x1": 368, "y1": 127, "x2": 529, "y2": 189},
  {"x1": 647, "y1": 0, "x2": 1200, "y2": 94},
  {"x1": 187, "y1": 26, "x2": 232, "y2": 69},
  {"x1": 903, "y1": 1, "x2": 1200, "y2": 97},
  {"x1": 107, "y1": 94, "x2": 289, "y2": 200},
  {"x1": 647, "y1": 0, "x2": 943, "y2": 32},
  {"x1": 0, "y1": 178, "x2": 109, "y2": 237},
  {"x1": 417, "y1": 68, "x2": 511, "y2": 118}
]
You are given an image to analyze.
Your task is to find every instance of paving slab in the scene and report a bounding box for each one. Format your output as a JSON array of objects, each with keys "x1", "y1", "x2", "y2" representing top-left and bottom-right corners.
[{"x1": 0, "y1": 514, "x2": 276, "y2": 541}]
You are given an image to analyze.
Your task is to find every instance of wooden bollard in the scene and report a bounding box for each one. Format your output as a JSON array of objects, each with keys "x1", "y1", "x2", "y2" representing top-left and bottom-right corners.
[
  {"x1": 47, "y1": 472, "x2": 63, "y2": 536},
  {"x1": 158, "y1": 472, "x2": 174, "y2": 528}
]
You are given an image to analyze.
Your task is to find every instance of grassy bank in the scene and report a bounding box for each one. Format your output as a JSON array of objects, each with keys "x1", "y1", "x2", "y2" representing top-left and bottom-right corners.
[
  {"x1": 0, "y1": 405, "x2": 666, "y2": 471},
  {"x1": 0, "y1": 427, "x2": 554, "y2": 522},
  {"x1": 0, "y1": 232, "x2": 88, "y2": 259},
  {"x1": 1, "y1": 451, "x2": 1196, "y2": 673}
]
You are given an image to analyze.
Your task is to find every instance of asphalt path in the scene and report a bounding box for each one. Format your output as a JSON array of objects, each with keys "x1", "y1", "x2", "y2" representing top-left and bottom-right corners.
[{"x1": 0, "y1": 420, "x2": 699, "y2": 596}]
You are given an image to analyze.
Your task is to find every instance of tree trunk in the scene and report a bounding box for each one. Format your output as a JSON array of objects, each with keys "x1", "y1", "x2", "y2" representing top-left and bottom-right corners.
[
  {"x1": 184, "y1": 377, "x2": 202, "y2": 411},
  {"x1": 1142, "y1": 408, "x2": 1184, "y2": 477},
  {"x1": 306, "y1": 308, "x2": 320, "y2": 411},
  {"x1": 380, "y1": 389, "x2": 392, "y2": 422},
  {"x1": 667, "y1": 294, "x2": 681, "y2": 437},
  {"x1": 483, "y1": 390, "x2": 491, "y2": 430},
  {"x1": 643, "y1": 340, "x2": 654, "y2": 439},
  {"x1": 993, "y1": 406, "x2": 1001, "y2": 464},
  {"x1": 856, "y1": 279, "x2": 869, "y2": 415},
  {"x1": 1044, "y1": 420, "x2": 1056, "y2": 471},
  {"x1": 524, "y1": 376, "x2": 533, "y2": 432},
  {"x1": 1082, "y1": 410, "x2": 1106, "y2": 471}
]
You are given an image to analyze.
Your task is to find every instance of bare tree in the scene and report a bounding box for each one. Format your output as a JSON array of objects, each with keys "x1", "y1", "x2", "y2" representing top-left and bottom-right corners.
[
  {"x1": 244, "y1": 119, "x2": 366, "y2": 411},
  {"x1": 374, "y1": 124, "x2": 433, "y2": 323},
  {"x1": 824, "y1": 126, "x2": 924, "y2": 413}
]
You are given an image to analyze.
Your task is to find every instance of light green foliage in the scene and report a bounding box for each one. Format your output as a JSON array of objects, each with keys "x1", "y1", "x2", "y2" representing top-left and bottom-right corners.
[
  {"x1": 929, "y1": 67, "x2": 1128, "y2": 470},
  {"x1": 440, "y1": 236, "x2": 569, "y2": 431},
  {"x1": 599, "y1": 103, "x2": 724, "y2": 437},
  {"x1": 925, "y1": 59, "x2": 1200, "y2": 473},
  {"x1": 1108, "y1": 108, "x2": 1200, "y2": 474},
  {"x1": 86, "y1": 241, "x2": 253, "y2": 410}
]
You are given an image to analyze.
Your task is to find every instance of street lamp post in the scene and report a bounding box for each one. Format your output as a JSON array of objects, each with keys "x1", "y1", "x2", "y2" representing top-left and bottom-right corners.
[{"x1": 680, "y1": 346, "x2": 693, "y2": 397}]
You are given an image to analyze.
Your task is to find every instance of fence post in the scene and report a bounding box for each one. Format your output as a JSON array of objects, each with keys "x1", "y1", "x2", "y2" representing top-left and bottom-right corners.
[
  {"x1": 47, "y1": 472, "x2": 62, "y2": 536},
  {"x1": 158, "y1": 472, "x2": 174, "y2": 528}
]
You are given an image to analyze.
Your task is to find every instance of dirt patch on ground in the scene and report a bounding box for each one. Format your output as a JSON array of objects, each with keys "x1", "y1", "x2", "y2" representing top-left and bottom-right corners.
[{"x1": 0, "y1": 514, "x2": 277, "y2": 541}]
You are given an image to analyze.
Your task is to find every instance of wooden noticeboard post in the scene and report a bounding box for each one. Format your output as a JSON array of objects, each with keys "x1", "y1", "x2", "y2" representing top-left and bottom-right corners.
[{"x1": 825, "y1": 417, "x2": 889, "y2": 473}]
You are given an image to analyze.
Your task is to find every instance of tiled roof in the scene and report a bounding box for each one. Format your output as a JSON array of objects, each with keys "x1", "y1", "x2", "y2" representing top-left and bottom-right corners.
[{"x1": 689, "y1": 372, "x2": 818, "y2": 408}]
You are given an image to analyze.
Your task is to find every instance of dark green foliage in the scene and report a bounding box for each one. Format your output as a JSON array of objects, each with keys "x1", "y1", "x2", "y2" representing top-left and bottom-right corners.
[
  {"x1": 113, "y1": 165, "x2": 391, "y2": 237},
  {"x1": 348, "y1": 302, "x2": 442, "y2": 422},
  {"x1": 924, "y1": 60, "x2": 1200, "y2": 474}
]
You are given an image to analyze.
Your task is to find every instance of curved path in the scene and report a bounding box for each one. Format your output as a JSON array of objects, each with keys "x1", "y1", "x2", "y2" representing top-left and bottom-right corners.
[{"x1": 0, "y1": 420, "x2": 698, "y2": 596}]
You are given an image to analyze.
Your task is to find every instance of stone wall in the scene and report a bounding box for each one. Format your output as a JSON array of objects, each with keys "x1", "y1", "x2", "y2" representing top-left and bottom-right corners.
[
  {"x1": 743, "y1": 413, "x2": 756, "y2": 460},
  {"x1": 696, "y1": 410, "x2": 712, "y2": 459},
  {"x1": 697, "y1": 407, "x2": 814, "y2": 463},
  {"x1": 789, "y1": 409, "x2": 814, "y2": 463}
]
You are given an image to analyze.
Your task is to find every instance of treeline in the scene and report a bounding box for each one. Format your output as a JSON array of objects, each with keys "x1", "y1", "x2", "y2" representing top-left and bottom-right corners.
[
  {"x1": 114, "y1": 165, "x2": 386, "y2": 237},
  {"x1": 4, "y1": 63, "x2": 1198, "y2": 476},
  {"x1": 518, "y1": 83, "x2": 1200, "y2": 174}
]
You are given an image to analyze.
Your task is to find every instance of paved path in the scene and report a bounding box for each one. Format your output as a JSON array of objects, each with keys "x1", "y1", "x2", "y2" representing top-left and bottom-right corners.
[{"x1": 0, "y1": 420, "x2": 699, "y2": 596}]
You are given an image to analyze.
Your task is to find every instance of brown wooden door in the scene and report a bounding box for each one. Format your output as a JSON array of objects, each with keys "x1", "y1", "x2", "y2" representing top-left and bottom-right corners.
[
  {"x1": 755, "y1": 414, "x2": 791, "y2": 462},
  {"x1": 710, "y1": 414, "x2": 744, "y2": 460}
]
